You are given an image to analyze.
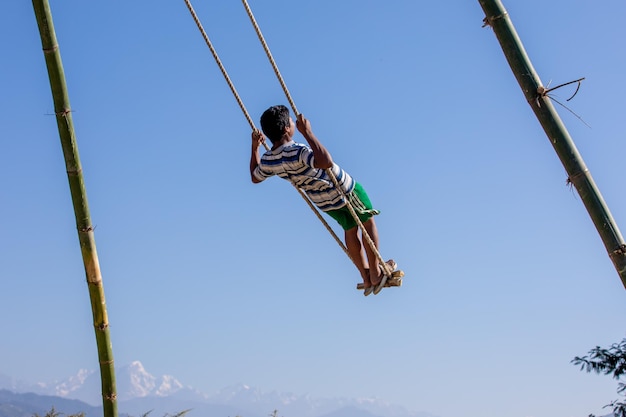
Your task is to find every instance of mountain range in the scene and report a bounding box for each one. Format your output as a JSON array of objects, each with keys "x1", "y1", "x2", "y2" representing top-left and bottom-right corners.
[{"x1": 0, "y1": 361, "x2": 437, "y2": 417}]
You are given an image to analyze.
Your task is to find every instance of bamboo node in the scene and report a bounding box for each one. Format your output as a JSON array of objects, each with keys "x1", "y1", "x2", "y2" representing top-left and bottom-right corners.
[
  {"x1": 482, "y1": 12, "x2": 508, "y2": 28},
  {"x1": 567, "y1": 169, "x2": 587, "y2": 183},
  {"x1": 67, "y1": 167, "x2": 83, "y2": 177},
  {"x1": 611, "y1": 245, "x2": 626, "y2": 258},
  {"x1": 536, "y1": 78, "x2": 591, "y2": 127},
  {"x1": 566, "y1": 169, "x2": 588, "y2": 189},
  {"x1": 540, "y1": 78, "x2": 585, "y2": 98},
  {"x1": 55, "y1": 108, "x2": 72, "y2": 117},
  {"x1": 43, "y1": 44, "x2": 59, "y2": 54},
  {"x1": 104, "y1": 392, "x2": 117, "y2": 401},
  {"x1": 79, "y1": 225, "x2": 95, "y2": 233},
  {"x1": 96, "y1": 322, "x2": 109, "y2": 331}
]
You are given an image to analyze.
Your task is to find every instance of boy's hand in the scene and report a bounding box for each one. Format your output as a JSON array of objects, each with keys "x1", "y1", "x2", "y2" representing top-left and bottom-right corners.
[
  {"x1": 296, "y1": 114, "x2": 312, "y2": 136},
  {"x1": 250, "y1": 129, "x2": 264, "y2": 183},
  {"x1": 295, "y1": 113, "x2": 333, "y2": 169},
  {"x1": 251, "y1": 129, "x2": 265, "y2": 149}
]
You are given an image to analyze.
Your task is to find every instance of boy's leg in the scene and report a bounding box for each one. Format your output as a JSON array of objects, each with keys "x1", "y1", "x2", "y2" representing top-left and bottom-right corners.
[
  {"x1": 362, "y1": 218, "x2": 382, "y2": 285},
  {"x1": 345, "y1": 227, "x2": 370, "y2": 286}
]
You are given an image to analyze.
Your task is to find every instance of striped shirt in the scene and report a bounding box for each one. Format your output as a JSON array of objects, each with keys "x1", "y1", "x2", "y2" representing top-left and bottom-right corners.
[{"x1": 253, "y1": 141, "x2": 355, "y2": 212}]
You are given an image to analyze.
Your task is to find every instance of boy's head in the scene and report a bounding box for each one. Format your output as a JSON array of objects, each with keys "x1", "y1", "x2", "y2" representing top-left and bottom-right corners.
[{"x1": 260, "y1": 105, "x2": 292, "y2": 143}]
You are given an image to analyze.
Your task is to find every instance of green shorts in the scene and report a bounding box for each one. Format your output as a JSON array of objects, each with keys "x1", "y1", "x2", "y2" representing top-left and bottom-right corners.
[{"x1": 326, "y1": 182, "x2": 380, "y2": 231}]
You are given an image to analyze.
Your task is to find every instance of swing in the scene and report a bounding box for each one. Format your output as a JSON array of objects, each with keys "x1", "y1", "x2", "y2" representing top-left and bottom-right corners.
[{"x1": 182, "y1": 0, "x2": 404, "y2": 292}]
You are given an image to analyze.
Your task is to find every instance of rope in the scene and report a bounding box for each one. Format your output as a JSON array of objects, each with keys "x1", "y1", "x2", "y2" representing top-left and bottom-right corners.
[
  {"x1": 240, "y1": 0, "x2": 392, "y2": 277},
  {"x1": 182, "y1": 0, "x2": 257, "y2": 133},
  {"x1": 182, "y1": 0, "x2": 351, "y2": 260},
  {"x1": 240, "y1": 0, "x2": 298, "y2": 117},
  {"x1": 295, "y1": 187, "x2": 351, "y2": 258}
]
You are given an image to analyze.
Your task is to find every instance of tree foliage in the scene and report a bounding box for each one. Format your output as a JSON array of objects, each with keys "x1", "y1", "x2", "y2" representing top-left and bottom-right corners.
[
  {"x1": 33, "y1": 408, "x2": 84, "y2": 417},
  {"x1": 572, "y1": 338, "x2": 626, "y2": 417},
  {"x1": 32, "y1": 408, "x2": 191, "y2": 417}
]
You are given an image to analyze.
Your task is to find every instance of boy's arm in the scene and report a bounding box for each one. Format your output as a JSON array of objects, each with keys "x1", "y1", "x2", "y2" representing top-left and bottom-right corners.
[
  {"x1": 296, "y1": 114, "x2": 333, "y2": 169},
  {"x1": 250, "y1": 130, "x2": 264, "y2": 183}
]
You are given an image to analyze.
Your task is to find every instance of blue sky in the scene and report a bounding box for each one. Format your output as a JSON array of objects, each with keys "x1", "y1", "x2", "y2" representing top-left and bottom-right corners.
[{"x1": 1, "y1": 1, "x2": 625, "y2": 417}]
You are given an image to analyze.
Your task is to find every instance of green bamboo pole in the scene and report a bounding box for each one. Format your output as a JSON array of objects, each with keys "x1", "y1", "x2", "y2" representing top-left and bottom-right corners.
[
  {"x1": 32, "y1": 1, "x2": 118, "y2": 416},
  {"x1": 478, "y1": 0, "x2": 626, "y2": 289}
]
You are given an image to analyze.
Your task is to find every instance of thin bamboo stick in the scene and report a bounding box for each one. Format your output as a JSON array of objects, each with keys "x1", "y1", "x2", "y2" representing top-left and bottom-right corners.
[
  {"x1": 478, "y1": 0, "x2": 626, "y2": 289},
  {"x1": 31, "y1": 1, "x2": 118, "y2": 416}
]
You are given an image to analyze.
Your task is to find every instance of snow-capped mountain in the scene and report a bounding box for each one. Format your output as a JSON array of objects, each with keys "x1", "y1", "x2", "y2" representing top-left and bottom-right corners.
[
  {"x1": 53, "y1": 368, "x2": 95, "y2": 397},
  {"x1": 44, "y1": 361, "x2": 202, "y2": 405},
  {"x1": 117, "y1": 361, "x2": 187, "y2": 400},
  {"x1": 209, "y1": 383, "x2": 423, "y2": 417},
  {"x1": 0, "y1": 362, "x2": 437, "y2": 417},
  {"x1": 0, "y1": 361, "x2": 199, "y2": 406}
]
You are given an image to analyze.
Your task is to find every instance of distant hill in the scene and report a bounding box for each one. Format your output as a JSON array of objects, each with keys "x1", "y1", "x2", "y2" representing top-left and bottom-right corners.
[
  {"x1": 0, "y1": 390, "x2": 100, "y2": 417},
  {"x1": 317, "y1": 406, "x2": 384, "y2": 417},
  {"x1": 0, "y1": 390, "x2": 257, "y2": 417},
  {"x1": 0, "y1": 362, "x2": 438, "y2": 417}
]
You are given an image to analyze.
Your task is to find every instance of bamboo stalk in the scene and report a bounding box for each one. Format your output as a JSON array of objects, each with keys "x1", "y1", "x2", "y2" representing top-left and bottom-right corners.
[
  {"x1": 478, "y1": 0, "x2": 626, "y2": 289},
  {"x1": 31, "y1": 1, "x2": 118, "y2": 416}
]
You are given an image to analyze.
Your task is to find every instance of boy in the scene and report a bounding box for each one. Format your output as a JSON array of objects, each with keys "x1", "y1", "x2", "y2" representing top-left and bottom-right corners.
[{"x1": 250, "y1": 105, "x2": 395, "y2": 295}]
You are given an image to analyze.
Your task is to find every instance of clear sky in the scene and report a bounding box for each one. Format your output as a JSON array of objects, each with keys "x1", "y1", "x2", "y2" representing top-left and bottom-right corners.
[{"x1": 1, "y1": 1, "x2": 625, "y2": 417}]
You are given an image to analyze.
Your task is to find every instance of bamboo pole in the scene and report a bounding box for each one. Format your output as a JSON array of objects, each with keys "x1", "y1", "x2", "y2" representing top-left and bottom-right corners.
[
  {"x1": 31, "y1": 1, "x2": 118, "y2": 416},
  {"x1": 478, "y1": 0, "x2": 626, "y2": 289}
]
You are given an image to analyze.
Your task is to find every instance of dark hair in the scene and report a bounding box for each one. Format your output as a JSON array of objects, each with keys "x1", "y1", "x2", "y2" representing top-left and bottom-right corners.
[{"x1": 260, "y1": 105, "x2": 290, "y2": 142}]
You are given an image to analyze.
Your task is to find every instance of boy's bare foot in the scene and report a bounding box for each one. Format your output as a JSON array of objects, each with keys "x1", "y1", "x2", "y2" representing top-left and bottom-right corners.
[
  {"x1": 361, "y1": 268, "x2": 372, "y2": 285},
  {"x1": 370, "y1": 260, "x2": 395, "y2": 285},
  {"x1": 361, "y1": 268, "x2": 375, "y2": 296},
  {"x1": 373, "y1": 274, "x2": 388, "y2": 295},
  {"x1": 370, "y1": 274, "x2": 383, "y2": 287},
  {"x1": 372, "y1": 260, "x2": 397, "y2": 294}
]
